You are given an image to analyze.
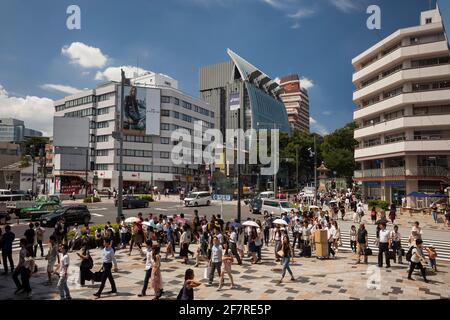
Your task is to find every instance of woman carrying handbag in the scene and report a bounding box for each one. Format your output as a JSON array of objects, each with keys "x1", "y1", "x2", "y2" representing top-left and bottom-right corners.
[{"x1": 277, "y1": 235, "x2": 295, "y2": 284}]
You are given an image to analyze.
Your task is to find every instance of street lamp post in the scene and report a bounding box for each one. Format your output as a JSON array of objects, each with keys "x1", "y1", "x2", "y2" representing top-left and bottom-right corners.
[
  {"x1": 313, "y1": 135, "x2": 317, "y2": 205},
  {"x1": 117, "y1": 69, "x2": 125, "y2": 222},
  {"x1": 30, "y1": 145, "x2": 35, "y2": 199}
]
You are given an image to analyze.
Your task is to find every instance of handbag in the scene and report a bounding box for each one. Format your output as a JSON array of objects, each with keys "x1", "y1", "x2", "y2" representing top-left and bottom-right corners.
[
  {"x1": 277, "y1": 249, "x2": 285, "y2": 257},
  {"x1": 364, "y1": 247, "x2": 372, "y2": 256},
  {"x1": 387, "y1": 250, "x2": 396, "y2": 260},
  {"x1": 203, "y1": 266, "x2": 211, "y2": 280}
]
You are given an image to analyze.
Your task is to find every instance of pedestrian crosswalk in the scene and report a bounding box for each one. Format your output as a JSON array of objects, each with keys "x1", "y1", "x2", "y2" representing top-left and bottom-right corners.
[
  {"x1": 337, "y1": 234, "x2": 450, "y2": 262},
  {"x1": 12, "y1": 238, "x2": 48, "y2": 252}
]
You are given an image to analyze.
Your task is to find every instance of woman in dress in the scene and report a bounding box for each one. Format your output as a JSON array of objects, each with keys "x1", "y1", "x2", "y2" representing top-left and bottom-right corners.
[
  {"x1": 218, "y1": 243, "x2": 235, "y2": 290},
  {"x1": 150, "y1": 246, "x2": 163, "y2": 300}
]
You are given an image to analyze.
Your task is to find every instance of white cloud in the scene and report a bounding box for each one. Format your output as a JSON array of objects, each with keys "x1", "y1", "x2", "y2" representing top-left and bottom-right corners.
[
  {"x1": 322, "y1": 110, "x2": 332, "y2": 116},
  {"x1": 300, "y1": 77, "x2": 314, "y2": 90},
  {"x1": 288, "y1": 8, "x2": 315, "y2": 18},
  {"x1": 0, "y1": 84, "x2": 54, "y2": 136},
  {"x1": 40, "y1": 84, "x2": 82, "y2": 95},
  {"x1": 291, "y1": 22, "x2": 300, "y2": 29},
  {"x1": 61, "y1": 42, "x2": 109, "y2": 68},
  {"x1": 310, "y1": 116, "x2": 329, "y2": 135},
  {"x1": 263, "y1": 0, "x2": 285, "y2": 9},
  {"x1": 95, "y1": 66, "x2": 150, "y2": 82},
  {"x1": 330, "y1": 0, "x2": 359, "y2": 13},
  {"x1": 81, "y1": 71, "x2": 90, "y2": 76}
]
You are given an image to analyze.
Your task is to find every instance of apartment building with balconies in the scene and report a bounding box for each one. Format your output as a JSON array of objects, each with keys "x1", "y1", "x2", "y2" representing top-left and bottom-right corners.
[{"x1": 352, "y1": 8, "x2": 450, "y2": 206}]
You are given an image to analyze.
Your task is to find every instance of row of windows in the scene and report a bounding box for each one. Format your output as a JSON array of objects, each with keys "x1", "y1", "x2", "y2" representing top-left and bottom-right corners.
[
  {"x1": 161, "y1": 96, "x2": 215, "y2": 118},
  {"x1": 97, "y1": 164, "x2": 194, "y2": 174},
  {"x1": 117, "y1": 149, "x2": 152, "y2": 157},
  {"x1": 413, "y1": 105, "x2": 450, "y2": 116},
  {"x1": 97, "y1": 107, "x2": 110, "y2": 115},
  {"x1": 96, "y1": 149, "x2": 109, "y2": 156},
  {"x1": 115, "y1": 164, "x2": 153, "y2": 172},
  {"x1": 124, "y1": 135, "x2": 153, "y2": 143},
  {"x1": 55, "y1": 92, "x2": 115, "y2": 112},
  {"x1": 65, "y1": 108, "x2": 95, "y2": 118},
  {"x1": 96, "y1": 121, "x2": 110, "y2": 129},
  {"x1": 96, "y1": 135, "x2": 109, "y2": 142},
  {"x1": 412, "y1": 80, "x2": 450, "y2": 92},
  {"x1": 96, "y1": 164, "x2": 108, "y2": 170}
]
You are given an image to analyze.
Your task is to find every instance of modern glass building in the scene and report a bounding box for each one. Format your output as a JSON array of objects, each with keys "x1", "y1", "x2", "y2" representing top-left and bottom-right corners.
[{"x1": 0, "y1": 118, "x2": 43, "y2": 143}]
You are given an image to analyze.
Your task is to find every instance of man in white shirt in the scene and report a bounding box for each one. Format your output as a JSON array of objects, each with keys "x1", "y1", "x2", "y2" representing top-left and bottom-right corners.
[
  {"x1": 378, "y1": 223, "x2": 391, "y2": 268},
  {"x1": 57, "y1": 244, "x2": 72, "y2": 300},
  {"x1": 228, "y1": 227, "x2": 242, "y2": 265},
  {"x1": 138, "y1": 240, "x2": 153, "y2": 297},
  {"x1": 326, "y1": 225, "x2": 336, "y2": 258}
]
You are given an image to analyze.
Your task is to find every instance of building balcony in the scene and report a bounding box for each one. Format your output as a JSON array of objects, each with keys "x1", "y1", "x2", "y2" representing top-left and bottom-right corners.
[
  {"x1": 354, "y1": 88, "x2": 450, "y2": 120},
  {"x1": 354, "y1": 114, "x2": 450, "y2": 139},
  {"x1": 354, "y1": 138, "x2": 450, "y2": 160},
  {"x1": 353, "y1": 63, "x2": 450, "y2": 101},
  {"x1": 354, "y1": 166, "x2": 449, "y2": 179},
  {"x1": 353, "y1": 39, "x2": 448, "y2": 82}
]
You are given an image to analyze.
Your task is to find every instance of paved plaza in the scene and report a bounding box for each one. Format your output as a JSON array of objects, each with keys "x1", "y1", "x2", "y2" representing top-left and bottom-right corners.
[{"x1": 1, "y1": 241, "x2": 449, "y2": 300}]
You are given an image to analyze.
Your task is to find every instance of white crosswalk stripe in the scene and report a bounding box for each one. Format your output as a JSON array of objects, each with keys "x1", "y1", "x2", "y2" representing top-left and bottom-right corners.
[{"x1": 11, "y1": 238, "x2": 48, "y2": 252}]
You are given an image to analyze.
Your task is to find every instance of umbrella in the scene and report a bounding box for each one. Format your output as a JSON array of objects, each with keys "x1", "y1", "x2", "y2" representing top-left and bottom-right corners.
[
  {"x1": 142, "y1": 221, "x2": 152, "y2": 227},
  {"x1": 329, "y1": 200, "x2": 337, "y2": 203},
  {"x1": 124, "y1": 217, "x2": 140, "y2": 224},
  {"x1": 273, "y1": 219, "x2": 288, "y2": 225},
  {"x1": 309, "y1": 205, "x2": 319, "y2": 209},
  {"x1": 242, "y1": 221, "x2": 259, "y2": 227}
]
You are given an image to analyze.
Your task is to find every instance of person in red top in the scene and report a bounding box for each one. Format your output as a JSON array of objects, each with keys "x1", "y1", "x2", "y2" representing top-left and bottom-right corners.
[{"x1": 389, "y1": 204, "x2": 397, "y2": 224}]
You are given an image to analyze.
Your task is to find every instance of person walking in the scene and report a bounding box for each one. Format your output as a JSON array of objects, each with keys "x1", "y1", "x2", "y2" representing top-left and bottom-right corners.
[
  {"x1": 93, "y1": 238, "x2": 118, "y2": 298},
  {"x1": 24, "y1": 223, "x2": 36, "y2": 258},
  {"x1": 77, "y1": 240, "x2": 93, "y2": 286},
  {"x1": 228, "y1": 226, "x2": 242, "y2": 265},
  {"x1": 378, "y1": 223, "x2": 391, "y2": 268},
  {"x1": 129, "y1": 221, "x2": 144, "y2": 256},
  {"x1": 12, "y1": 238, "x2": 34, "y2": 298},
  {"x1": 208, "y1": 236, "x2": 222, "y2": 286},
  {"x1": 355, "y1": 223, "x2": 369, "y2": 264},
  {"x1": 349, "y1": 225, "x2": 357, "y2": 253},
  {"x1": 332, "y1": 220, "x2": 341, "y2": 254},
  {"x1": 370, "y1": 207, "x2": 377, "y2": 224},
  {"x1": 278, "y1": 235, "x2": 295, "y2": 284},
  {"x1": 273, "y1": 225, "x2": 282, "y2": 262},
  {"x1": 150, "y1": 245, "x2": 163, "y2": 299},
  {"x1": 389, "y1": 225, "x2": 402, "y2": 264},
  {"x1": 2, "y1": 225, "x2": 15, "y2": 275},
  {"x1": 138, "y1": 240, "x2": 153, "y2": 297},
  {"x1": 218, "y1": 243, "x2": 235, "y2": 290},
  {"x1": 407, "y1": 239, "x2": 429, "y2": 283},
  {"x1": 431, "y1": 205, "x2": 438, "y2": 224},
  {"x1": 177, "y1": 268, "x2": 201, "y2": 300},
  {"x1": 56, "y1": 244, "x2": 72, "y2": 300},
  {"x1": 34, "y1": 222, "x2": 45, "y2": 257},
  {"x1": 426, "y1": 245, "x2": 438, "y2": 272},
  {"x1": 389, "y1": 204, "x2": 397, "y2": 224},
  {"x1": 326, "y1": 223, "x2": 336, "y2": 259},
  {"x1": 45, "y1": 235, "x2": 59, "y2": 285}
]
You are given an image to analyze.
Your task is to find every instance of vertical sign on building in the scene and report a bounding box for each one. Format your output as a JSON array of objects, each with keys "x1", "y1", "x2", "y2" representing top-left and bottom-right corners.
[
  {"x1": 146, "y1": 88, "x2": 161, "y2": 136},
  {"x1": 229, "y1": 92, "x2": 240, "y2": 111}
]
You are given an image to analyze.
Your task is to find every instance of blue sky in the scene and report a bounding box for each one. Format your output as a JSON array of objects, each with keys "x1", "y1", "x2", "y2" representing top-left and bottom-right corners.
[{"x1": 0, "y1": 0, "x2": 439, "y2": 135}]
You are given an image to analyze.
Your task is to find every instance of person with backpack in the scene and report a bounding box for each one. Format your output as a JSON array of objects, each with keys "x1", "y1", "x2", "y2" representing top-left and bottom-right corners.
[
  {"x1": 407, "y1": 239, "x2": 429, "y2": 283},
  {"x1": 177, "y1": 268, "x2": 201, "y2": 300},
  {"x1": 56, "y1": 244, "x2": 72, "y2": 300},
  {"x1": 77, "y1": 240, "x2": 93, "y2": 286}
]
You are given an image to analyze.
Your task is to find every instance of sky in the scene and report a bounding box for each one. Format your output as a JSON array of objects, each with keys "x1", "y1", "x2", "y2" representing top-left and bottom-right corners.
[{"x1": 0, "y1": 0, "x2": 440, "y2": 136}]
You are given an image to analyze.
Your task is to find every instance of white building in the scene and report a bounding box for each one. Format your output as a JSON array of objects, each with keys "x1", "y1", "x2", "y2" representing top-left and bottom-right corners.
[
  {"x1": 53, "y1": 75, "x2": 216, "y2": 194},
  {"x1": 352, "y1": 8, "x2": 450, "y2": 206}
]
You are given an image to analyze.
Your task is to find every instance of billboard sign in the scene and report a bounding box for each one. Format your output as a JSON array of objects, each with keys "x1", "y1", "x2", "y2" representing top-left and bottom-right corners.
[
  {"x1": 229, "y1": 92, "x2": 240, "y2": 111},
  {"x1": 118, "y1": 85, "x2": 161, "y2": 136},
  {"x1": 53, "y1": 117, "x2": 89, "y2": 148}
]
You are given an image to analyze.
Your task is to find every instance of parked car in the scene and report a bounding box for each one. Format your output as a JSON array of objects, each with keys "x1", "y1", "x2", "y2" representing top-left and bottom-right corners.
[
  {"x1": 259, "y1": 191, "x2": 275, "y2": 199},
  {"x1": 7, "y1": 195, "x2": 60, "y2": 216},
  {"x1": 115, "y1": 196, "x2": 149, "y2": 209},
  {"x1": 261, "y1": 199, "x2": 299, "y2": 216},
  {"x1": 17, "y1": 201, "x2": 61, "y2": 220},
  {"x1": 40, "y1": 205, "x2": 91, "y2": 227},
  {"x1": 184, "y1": 191, "x2": 212, "y2": 207}
]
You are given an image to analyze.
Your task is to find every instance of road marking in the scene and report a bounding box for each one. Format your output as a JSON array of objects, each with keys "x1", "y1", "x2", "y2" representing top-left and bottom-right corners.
[
  {"x1": 89, "y1": 208, "x2": 108, "y2": 211},
  {"x1": 91, "y1": 213, "x2": 104, "y2": 217},
  {"x1": 154, "y1": 208, "x2": 168, "y2": 211}
]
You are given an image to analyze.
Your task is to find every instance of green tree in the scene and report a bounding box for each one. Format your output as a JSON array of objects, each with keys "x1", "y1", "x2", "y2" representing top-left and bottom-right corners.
[{"x1": 320, "y1": 122, "x2": 358, "y2": 178}]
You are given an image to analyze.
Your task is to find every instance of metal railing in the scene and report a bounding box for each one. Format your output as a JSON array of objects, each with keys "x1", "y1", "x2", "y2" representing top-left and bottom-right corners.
[{"x1": 354, "y1": 166, "x2": 449, "y2": 178}]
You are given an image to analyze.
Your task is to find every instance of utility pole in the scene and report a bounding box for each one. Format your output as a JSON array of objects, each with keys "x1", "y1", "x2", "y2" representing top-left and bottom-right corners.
[
  {"x1": 117, "y1": 69, "x2": 125, "y2": 221},
  {"x1": 85, "y1": 147, "x2": 88, "y2": 198},
  {"x1": 296, "y1": 147, "x2": 299, "y2": 192},
  {"x1": 237, "y1": 100, "x2": 242, "y2": 224},
  {"x1": 314, "y1": 135, "x2": 317, "y2": 205},
  {"x1": 30, "y1": 145, "x2": 35, "y2": 199}
]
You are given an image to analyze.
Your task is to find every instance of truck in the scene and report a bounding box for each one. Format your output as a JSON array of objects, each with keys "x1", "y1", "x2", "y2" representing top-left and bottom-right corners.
[{"x1": 7, "y1": 195, "x2": 61, "y2": 218}]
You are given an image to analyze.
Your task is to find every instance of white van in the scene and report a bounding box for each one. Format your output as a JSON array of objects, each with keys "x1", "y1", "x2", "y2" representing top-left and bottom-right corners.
[
  {"x1": 259, "y1": 191, "x2": 275, "y2": 199},
  {"x1": 184, "y1": 191, "x2": 212, "y2": 207},
  {"x1": 261, "y1": 199, "x2": 298, "y2": 216}
]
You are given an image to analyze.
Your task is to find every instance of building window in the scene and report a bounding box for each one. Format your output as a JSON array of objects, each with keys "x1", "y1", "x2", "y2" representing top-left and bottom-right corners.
[
  {"x1": 97, "y1": 107, "x2": 110, "y2": 115},
  {"x1": 161, "y1": 96, "x2": 171, "y2": 103},
  {"x1": 426, "y1": 18, "x2": 432, "y2": 24},
  {"x1": 124, "y1": 135, "x2": 152, "y2": 143},
  {"x1": 160, "y1": 151, "x2": 169, "y2": 159},
  {"x1": 182, "y1": 101, "x2": 192, "y2": 110},
  {"x1": 96, "y1": 121, "x2": 109, "y2": 129},
  {"x1": 173, "y1": 97, "x2": 179, "y2": 105},
  {"x1": 96, "y1": 135, "x2": 109, "y2": 142},
  {"x1": 173, "y1": 111, "x2": 179, "y2": 119},
  {"x1": 161, "y1": 110, "x2": 170, "y2": 117},
  {"x1": 161, "y1": 123, "x2": 170, "y2": 131},
  {"x1": 96, "y1": 164, "x2": 108, "y2": 170},
  {"x1": 96, "y1": 149, "x2": 109, "y2": 156},
  {"x1": 384, "y1": 133, "x2": 406, "y2": 143},
  {"x1": 160, "y1": 166, "x2": 169, "y2": 173},
  {"x1": 160, "y1": 137, "x2": 170, "y2": 144},
  {"x1": 210, "y1": 111, "x2": 214, "y2": 118}
]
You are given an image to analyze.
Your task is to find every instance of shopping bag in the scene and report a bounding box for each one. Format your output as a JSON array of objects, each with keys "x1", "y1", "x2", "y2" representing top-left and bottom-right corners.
[
  {"x1": 387, "y1": 250, "x2": 396, "y2": 260},
  {"x1": 364, "y1": 247, "x2": 372, "y2": 256},
  {"x1": 203, "y1": 266, "x2": 211, "y2": 280}
]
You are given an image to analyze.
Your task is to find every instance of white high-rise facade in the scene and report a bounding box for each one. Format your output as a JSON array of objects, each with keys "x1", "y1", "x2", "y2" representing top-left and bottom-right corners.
[{"x1": 352, "y1": 8, "x2": 450, "y2": 206}]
